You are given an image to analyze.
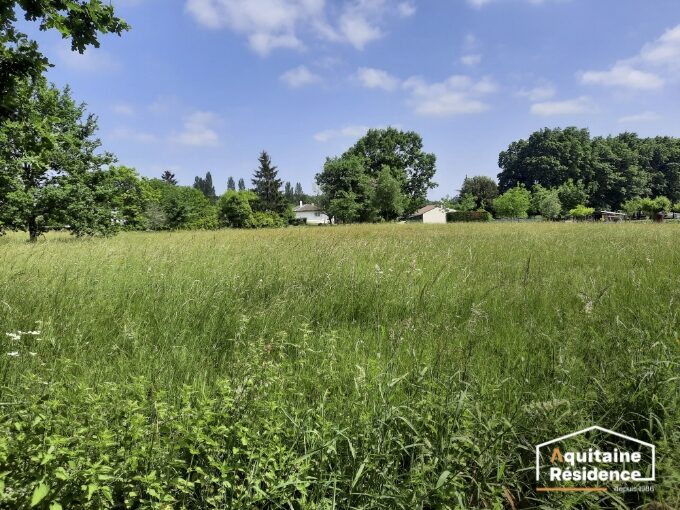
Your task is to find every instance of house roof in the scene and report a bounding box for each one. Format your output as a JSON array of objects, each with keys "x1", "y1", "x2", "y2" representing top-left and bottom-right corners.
[
  {"x1": 410, "y1": 204, "x2": 440, "y2": 217},
  {"x1": 294, "y1": 203, "x2": 323, "y2": 213}
]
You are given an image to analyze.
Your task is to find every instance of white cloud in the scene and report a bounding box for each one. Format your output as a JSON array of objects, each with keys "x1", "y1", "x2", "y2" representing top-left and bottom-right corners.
[
  {"x1": 397, "y1": 2, "x2": 416, "y2": 17},
  {"x1": 403, "y1": 75, "x2": 497, "y2": 117},
  {"x1": 618, "y1": 111, "x2": 662, "y2": 124},
  {"x1": 185, "y1": 0, "x2": 319, "y2": 54},
  {"x1": 314, "y1": 125, "x2": 372, "y2": 142},
  {"x1": 354, "y1": 68, "x2": 497, "y2": 116},
  {"x1": 171, "y1": 111, "x2": 221, "y2": 146},
  {"x1": 356, "y1": 67, "x2": 399, "y2": 91},
  {"x1": 184, "y1": 0, "x2": 410, "y2": 54},
  {"x1": 517, "y1": 82, "x2": 556, "y2": 101},
  {"x1": 581, "y1": 64, "x2": 664, "y2": 90},
  {"x1": 110, "y1": 128, "x2": 158, "y2": 144},
  {"x1": 112, "y1": 103, "x2": 135, "y2": 116},
  {"x1": 338, "y1": 5, "x2": 383, "y2": 50},
  {"x1": 639, "y1": 24, "x2": 680, "y2": 70},
  {"x1": 530, "y1": 96, "x2": 595, "y2": 116},
  {"x1": 280, "y1": 65, "x2": 321, "y2": 87},
  {"x1": 580, "y1": 24, "x2": 680, "y2": 90},
  {"x1": 460, "y1": 54, "x2": 482, "y2": 66}
]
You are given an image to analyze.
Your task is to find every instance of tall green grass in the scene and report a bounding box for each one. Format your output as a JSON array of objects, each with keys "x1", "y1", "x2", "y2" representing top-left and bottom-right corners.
[{"x1": 0, "y1": 224, "x2": 678, "y2": 508}]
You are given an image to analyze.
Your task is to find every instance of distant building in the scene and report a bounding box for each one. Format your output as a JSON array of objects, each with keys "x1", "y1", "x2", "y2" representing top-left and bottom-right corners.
[
  {"x1": 293, "y1": 202, "x2": 331, "y2": 225},
  {"x1": 596, "y1": 211, "x2": 627, "y2": 222},
  {"x1": 407, "y1": 205, "x2": 450, "y2": 224}
]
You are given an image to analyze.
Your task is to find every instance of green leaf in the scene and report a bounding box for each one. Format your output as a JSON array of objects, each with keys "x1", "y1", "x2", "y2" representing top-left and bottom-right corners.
[
  {"x1": 50, "y1": 502, "x2": 63, "y2": 510},
  {"x1": 436, "y1": 470, "x2": 450, "y2": 490},
  {"x1": 351, "y1": 461, "x2": 366, "y2": 489},
  {"x1": 31, "y1": 482, "x2": 49, "y2": 507}
]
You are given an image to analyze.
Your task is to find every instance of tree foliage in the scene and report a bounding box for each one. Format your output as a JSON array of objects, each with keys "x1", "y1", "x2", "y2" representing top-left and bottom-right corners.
[
  {"x1": 252, "y1": 151, "x2": 286, "y2": 214},
  {"x1": 193, "y1": 171, "x2": 216, "y2": 202},
  {"x1": 569, "y1": 204, "x2": 595, "y2": 220},
  {"x1": 372, "y1": 166, "x2": 404, "y2": 220},
  {"x1": 492, "y1": 186, "x2": 531, "y2": 219},
  {"x1": 531, "y1": 185, "x2": 562, "y2": 219},
  {"x1": 0, "y1": 79, "x2": 120, "y2": 240},
  {"x1": 498, "y1": 128, "x2": 680, "y2": 210},
  {"x1": 316, "y1": 128, "x2": 436, "y2": 222},
  {"x1": 339, "y1": 128, "x2": 437, "y2": 214},
  {"x1": 161, "y1": 170, "x2": 177, "y2": 185},
  {"x1": 556, "y1": 179, "x2": 589, "y2": 213},
  {"x1": 316, "y1": 155, "x2": 375, "y2": 223},
  {"x1": 218, "y1": 190, "x2": 256, "y2": 228},
  {"x1": 639, "y1": 196, "x2": 671, "y2": 218},
  {"x1": 1, "y1": 0, "x2": 129, "y2": 120},
  {"x1": 459, "y1": 176, "x2": 498, "y2": 210},
  {"x1": 145, "y1": 179, "x2": 217, "y2": 230}
]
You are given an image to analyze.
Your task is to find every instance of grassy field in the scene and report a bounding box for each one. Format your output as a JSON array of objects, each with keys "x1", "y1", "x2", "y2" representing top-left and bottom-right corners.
[{"x1": 0, "y1": 224, "x2": 678, "y2": 509}]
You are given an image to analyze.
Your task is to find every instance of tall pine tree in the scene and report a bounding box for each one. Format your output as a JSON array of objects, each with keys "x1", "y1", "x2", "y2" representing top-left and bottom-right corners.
[
  {"x1": 161, "y1": 170, "x2": 177, "y2": 185},
  {"x1": 284, "y1": 181, "x2": 294, "y2": 203},
  {"x1": 238, "y1": 178, "x2": 246, "y2": 191},
  {"x1": 193, "y1": 171, "x2": 216, "y2": 201},
  {"x1": 227, "y1": 176, "x2": 236, "y2": 191},
  {"x1": 294, "y1": 182, "x2": 305, "y2": 204},
  {"x1": 251, "y1": 151, "x2": 286, "y2": 213}
]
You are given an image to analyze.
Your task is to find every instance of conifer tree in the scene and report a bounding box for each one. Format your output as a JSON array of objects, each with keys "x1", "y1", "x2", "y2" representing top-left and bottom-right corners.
[
  {"x1": 193, "y1": 171, "x2": 216, "y2": 201},
  {"x1": 251, "y1": 151, "x2": 286, "y2": 213},
  {"x1": 227, "y1": 176, "x2": 236, "y2": 191},
  {"x1": 161, "y1": 170, "x2": 177, "y2": 185},
  {"x1": 284, "y1": 181, "x2": 294, "y2": 203},
  {"x1": 238, "y1": 178, "x2": 246, "y2": 191},
  {"x1": 294, "y1": 182, "x2": 305, "y2": 204}
]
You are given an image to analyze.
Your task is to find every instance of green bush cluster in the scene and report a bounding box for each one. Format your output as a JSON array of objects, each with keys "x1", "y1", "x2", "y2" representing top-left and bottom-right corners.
[{"x1": 446, "y1": 210, "x2": 492, "y2": 222}]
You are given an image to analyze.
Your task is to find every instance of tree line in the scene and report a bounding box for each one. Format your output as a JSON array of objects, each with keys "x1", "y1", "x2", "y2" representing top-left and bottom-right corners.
[
  {"x1": 3, "y1": 3, "x2": 680, "y2": 240},
  {"x1": 494, "y1": 127, "x2": 680, "y2": 215}
]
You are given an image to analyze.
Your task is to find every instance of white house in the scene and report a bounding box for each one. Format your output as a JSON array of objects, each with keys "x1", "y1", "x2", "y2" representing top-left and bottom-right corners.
[
  {"x1": 407, "y1": 205, "x2": 450, "y2": 224},
  {"x1": 293, "y1": 202, "x2": 331, "y2": 225}
]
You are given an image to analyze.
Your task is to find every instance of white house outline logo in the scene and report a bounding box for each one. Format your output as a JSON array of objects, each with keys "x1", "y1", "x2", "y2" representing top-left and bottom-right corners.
[{"x1": 535, "y1": 426, "x2": 656, "y2": 489}]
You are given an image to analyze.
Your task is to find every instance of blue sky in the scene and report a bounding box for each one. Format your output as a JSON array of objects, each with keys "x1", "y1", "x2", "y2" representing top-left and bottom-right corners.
[{"x1": 24, "y1": 0, "x2": 680, "y2": 198}]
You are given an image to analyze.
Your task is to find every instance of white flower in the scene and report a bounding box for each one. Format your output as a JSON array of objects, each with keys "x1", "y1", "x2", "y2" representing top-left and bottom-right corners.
[
  {"x1": 29, "y1": 352, "x2": 37, "y2": 357},
  {"x1": 6, "y1": 352, "x2": 19, "y2": 357},
  {"x1": 5, "y1": 333, "x2": 20, "y2": 341}
]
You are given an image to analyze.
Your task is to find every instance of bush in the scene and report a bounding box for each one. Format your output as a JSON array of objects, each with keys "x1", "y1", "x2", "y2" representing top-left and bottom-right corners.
[
  {"x1": 569, "y1": 204, "x2": 595, "y2": 220},
  {"x1": 447, "y1": 210, "x2": 492, "y2": 222},
  {"x1": 247, "y1": 211, "x2": 287, "y2": 229},
  {"x1": 639, "y1": 196, "x2": 671, "y2": 218},
  {"x1": 218, "y1": 191, "x2": 289, "y2": 229},
  {"x1": 493, "y1": 186, "x2": 531, "y2": 219}
]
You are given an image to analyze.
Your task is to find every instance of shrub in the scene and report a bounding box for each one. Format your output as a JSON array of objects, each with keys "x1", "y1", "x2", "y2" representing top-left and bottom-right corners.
[
  {"x1": 639, "y1": 196, "x2": 671, "y2": 218},
  {"x1": 247, "y1": 211, "x2": 287, "y2": 229},
  {"x1": 622, "y1": 199, "x2": 642, "y2": 217},
  {"x1": 218, "y1": 190, "x2": 256, "y2": 228},
  {"x1": 493, "y1": 186, "x2": 531, "y2": 219},
  {"x1": 569, "y1": 204, "x2": 595, "y2": 220},
  {"x1": 447, "y1": 210, "x2": 492, "y2": 222},
  {"x1": 531, "y1": 185, "x2": 562, "y2": 220}
]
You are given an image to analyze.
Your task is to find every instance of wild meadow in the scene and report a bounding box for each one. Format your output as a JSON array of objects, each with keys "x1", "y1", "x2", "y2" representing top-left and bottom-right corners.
[{"x1": 0, "y1": 223, "x2": 678, "y2": 509}]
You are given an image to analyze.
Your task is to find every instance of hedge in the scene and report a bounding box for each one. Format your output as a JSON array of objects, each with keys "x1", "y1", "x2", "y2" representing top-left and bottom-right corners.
[{"x1": 447, "y1": 210, "x2": 493, "y2": 222}]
